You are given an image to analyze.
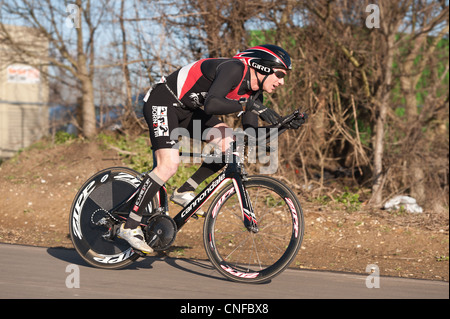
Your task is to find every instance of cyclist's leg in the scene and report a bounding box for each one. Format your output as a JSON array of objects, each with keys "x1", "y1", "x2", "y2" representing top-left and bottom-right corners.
[
  {"x1": 177, "y1": 111, "x2": 231, "y2": 193},
  {"x1": 131, "y1": 87, "x2": 182, "y2": 218},
  {"x1": 119, "y1": 87, "x2": 181, "y2": 250},
  {"x1": 118, "y1": 168, "x2": 163, "y2": 253},
  {"x1": 205, "y1": 122, "x2": 235, "y2": 153}
]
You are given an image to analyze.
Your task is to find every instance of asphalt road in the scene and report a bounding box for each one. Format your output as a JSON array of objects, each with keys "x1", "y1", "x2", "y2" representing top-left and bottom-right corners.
[{"x1": 0, "y1": 243, "x2": 448, "y2": 300}]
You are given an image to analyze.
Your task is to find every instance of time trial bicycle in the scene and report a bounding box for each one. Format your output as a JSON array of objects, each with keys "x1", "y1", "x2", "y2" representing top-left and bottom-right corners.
[{"x1": 69, "y1": 110, "x2": 306, "y2": 283}]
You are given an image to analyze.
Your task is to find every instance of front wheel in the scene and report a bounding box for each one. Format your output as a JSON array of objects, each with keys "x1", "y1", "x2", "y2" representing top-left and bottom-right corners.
[{"x1": 203, "y1": 176, "x2": 304, "y2": 283}]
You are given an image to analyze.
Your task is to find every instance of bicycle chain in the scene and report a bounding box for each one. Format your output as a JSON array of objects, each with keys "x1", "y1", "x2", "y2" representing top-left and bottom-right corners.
[{"x1": 90, "y1": 208, "x2": 120, "y2": 225}]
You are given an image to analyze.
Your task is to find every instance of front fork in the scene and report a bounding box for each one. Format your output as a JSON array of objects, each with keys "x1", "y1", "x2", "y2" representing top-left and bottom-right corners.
[{"x1": 226, "y1": 160, "x2": 259, "y2": 233}]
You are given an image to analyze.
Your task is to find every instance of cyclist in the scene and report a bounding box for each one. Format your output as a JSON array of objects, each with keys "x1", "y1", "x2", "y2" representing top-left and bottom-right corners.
[{"x1": 117, "y1": 44, "x2": 305, "y2": 253}]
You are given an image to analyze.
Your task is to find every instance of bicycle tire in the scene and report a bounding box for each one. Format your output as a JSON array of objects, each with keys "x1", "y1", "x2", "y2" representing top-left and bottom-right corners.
[
  {"x1": 203, "y1": 175, "x2": 304, "y2": 283},
  {"x1": 69, "y1": 167, "x2": 157, "y2": 269}
]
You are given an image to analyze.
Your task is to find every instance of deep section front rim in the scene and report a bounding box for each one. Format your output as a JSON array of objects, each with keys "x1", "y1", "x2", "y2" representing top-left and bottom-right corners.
[{"x1": 203, "y1": 176, "x2": 304, "y2": 283}]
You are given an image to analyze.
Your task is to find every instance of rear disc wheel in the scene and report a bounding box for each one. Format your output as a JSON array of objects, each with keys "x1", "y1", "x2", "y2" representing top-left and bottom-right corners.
[{"x1": 69, "y1": 167, "x2": 157, "y2": 269}]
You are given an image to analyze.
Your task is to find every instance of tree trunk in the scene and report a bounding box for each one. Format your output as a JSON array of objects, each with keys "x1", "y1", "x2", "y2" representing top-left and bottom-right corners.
[
  {"x1": 371, "y1": 32, "x2": 396, "y2": 206},
  {"x1": 79, "y1": 72, "x2": 96, "y2": 138},
  {"x1": 120, "y1": 0, "x2": 133, "y2": 115},
  {"x1": 399, "y1": 25, "x2": 449, "y2": 204},
  {"x1": 76, "y1": 0, "x2": 96, "y2": 138}
]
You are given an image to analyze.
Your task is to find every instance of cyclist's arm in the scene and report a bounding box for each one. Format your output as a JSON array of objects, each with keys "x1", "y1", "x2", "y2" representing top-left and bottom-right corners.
[
  {"x1": 242, "y1": 111, "x2": 258, "y2": 131},
  {"x1": 203, "y1": 61, "x2": 246, "y2": 115},
  {"x1": 241, "y1": 96, "x2": 279, "y2": 137},
  {"x1": 242, "y1": 113, "x2": 275, "y2": 138}
]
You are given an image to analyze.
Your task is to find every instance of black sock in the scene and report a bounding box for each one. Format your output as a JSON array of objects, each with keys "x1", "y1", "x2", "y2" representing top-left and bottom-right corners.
[
  {"x1": 178, "y1": 161, "x2": 226, "y2": 193},
  {"x1": 177, "y1": 180, "x2": 196, "y2": 193},
  {"x1": 125, "y1": 171, "x2": 164, "y2": 229}
]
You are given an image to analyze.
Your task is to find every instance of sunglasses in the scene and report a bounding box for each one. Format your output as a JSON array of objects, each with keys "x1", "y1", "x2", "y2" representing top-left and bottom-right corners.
[{"x1": 274, "y1": 71, "x2": 287, "y2": 79}]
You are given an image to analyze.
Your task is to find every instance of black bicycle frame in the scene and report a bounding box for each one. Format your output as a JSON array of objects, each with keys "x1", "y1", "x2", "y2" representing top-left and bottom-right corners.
[
  {"x1": 106, "y1": 154, "x2": 255, "y2": 232},
  {"x1": 171, "y1": 111, "x2": 300, "y2": 231},
  {"x1": 171, "y1": 156, "x2": 257, "y2": 231},
  {"x1": 109, "y1": 109, "x2": 301, "y2": 232}
]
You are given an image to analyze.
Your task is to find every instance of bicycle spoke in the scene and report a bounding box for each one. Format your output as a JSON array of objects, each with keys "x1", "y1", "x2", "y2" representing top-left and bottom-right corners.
[
  {"x1": 213, "y1": 190, "x2": 289, "y2": 264},
  {"x1": 249, "y1": 233, "x2": 264, "y2": 270}
]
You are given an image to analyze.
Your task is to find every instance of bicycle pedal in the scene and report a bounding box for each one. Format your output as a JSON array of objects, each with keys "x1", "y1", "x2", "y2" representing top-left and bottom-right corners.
[
  {"x1": 132, "y1": 249, "x2": 147, "y2": 257},
  {"x1": 170, "y1": 199, "x2": 183, "y2": 206},
  {"x1": 193, "y1": 211, "x2": 206, "y2": 219}
]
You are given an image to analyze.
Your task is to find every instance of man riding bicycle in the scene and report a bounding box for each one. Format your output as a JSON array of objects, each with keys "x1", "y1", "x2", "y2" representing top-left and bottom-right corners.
[{"x1": 118, "y1": 44, "x2": 305, "y2": 253}]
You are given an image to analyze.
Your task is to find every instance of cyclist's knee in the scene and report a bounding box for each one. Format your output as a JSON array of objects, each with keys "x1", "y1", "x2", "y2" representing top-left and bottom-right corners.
[
  {"x1": 154, "y1": 161, "x2": 178, "y2": 181},
  {"x1": 222, "y1": 135, "x2": 234, "y2": 151},
  {"x1": 207, "y1": 124, "x2": 235, "y2": 152},
  {"x1": 153, "y1": 149, "x2": 180, "y2": 181}
]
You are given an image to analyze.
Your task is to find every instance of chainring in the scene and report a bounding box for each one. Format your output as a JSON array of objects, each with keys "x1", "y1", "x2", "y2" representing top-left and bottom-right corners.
[{"x1": 145, "y1": 214, "x2": 177, "y2": 251}]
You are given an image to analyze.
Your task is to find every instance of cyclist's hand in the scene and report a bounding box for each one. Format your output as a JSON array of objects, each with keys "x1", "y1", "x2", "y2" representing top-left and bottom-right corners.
[
  {"x1": 289, "y1": 112, "x2": 308, "y2": 129},
  {"x1": 241, "y1": 98, "x2": 281, "y2": 125},
  {"x1": 258, "y1": 107, "x2": 281, "y2": 125}
]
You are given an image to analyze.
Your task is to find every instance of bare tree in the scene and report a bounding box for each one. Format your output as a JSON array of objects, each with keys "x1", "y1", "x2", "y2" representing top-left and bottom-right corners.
[
  {"x1": 395, "y1": 1, "x2": 449, "y2": 203},
  {"x1": 0, "y1": 0, "x2": 108, "y2": 138},
  {"x1": 158, "y1": 0, "x2": 274, "y2": 58},
  {"x1": 303, "y1": 0, "x2": 448, "y2": 206}
]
